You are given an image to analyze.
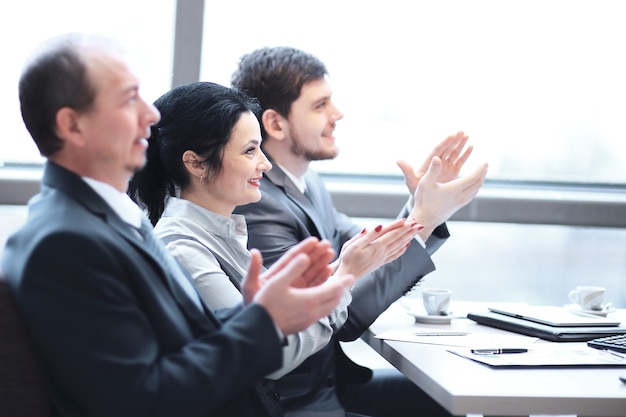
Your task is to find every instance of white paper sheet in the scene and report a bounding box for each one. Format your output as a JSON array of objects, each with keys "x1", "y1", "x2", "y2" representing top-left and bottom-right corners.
[
  {"x1": 448, "y1": 346, "x2": 626, "y2": 367},
  {"x1": 376, "y1": 326, "x2": 538, "y2": 348}
]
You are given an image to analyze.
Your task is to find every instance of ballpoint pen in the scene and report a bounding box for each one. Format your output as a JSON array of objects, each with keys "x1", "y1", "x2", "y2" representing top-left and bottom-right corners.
[{"x1": 470, "y1": 348, "x2": 528, "y2": 355}]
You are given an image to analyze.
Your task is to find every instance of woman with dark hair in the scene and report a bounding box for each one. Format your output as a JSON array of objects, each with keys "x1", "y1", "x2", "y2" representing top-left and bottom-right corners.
[{"x1": 128, "y1": 81, "x2": 420, "y2": 382}]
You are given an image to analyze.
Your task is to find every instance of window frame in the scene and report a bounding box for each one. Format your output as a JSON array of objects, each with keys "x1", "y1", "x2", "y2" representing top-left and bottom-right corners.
[{"x1": 1, "y1": 0, "x2": 625, "y2": 229}]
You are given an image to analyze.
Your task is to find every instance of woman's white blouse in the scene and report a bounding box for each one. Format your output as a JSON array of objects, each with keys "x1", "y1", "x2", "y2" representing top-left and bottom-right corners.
[{"x1": 153, "y1": 197, "x2": 351, "y2": 379}]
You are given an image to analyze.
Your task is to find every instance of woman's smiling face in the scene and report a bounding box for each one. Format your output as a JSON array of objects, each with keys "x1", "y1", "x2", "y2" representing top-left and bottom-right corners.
[{"x1": 208, "y1": 111, "x2": 272, "y2": 214}]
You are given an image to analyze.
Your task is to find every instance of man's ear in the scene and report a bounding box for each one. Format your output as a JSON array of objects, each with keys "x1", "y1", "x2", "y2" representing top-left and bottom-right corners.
[
  {"x1": 182, "y1": 150, "x2": 205, "y2": 179},
  {"x1": 262, "y1": 109, "x2": 287, "y2": 141},
  {"x1": 55, "y1": 107, "x2": 85, "y2": 147}
]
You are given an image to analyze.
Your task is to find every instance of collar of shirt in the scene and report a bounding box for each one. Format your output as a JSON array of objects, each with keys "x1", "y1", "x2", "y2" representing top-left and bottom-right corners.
[
  {"x1": 276, "y1": 162, "x2": 307, "y2": 194},
  {"x1": 81, "y1": 177, "x2": 144, "y2": 229},
  {"x1": 278, "y1": 164, "x2": 427, "y2": 249},
  {"x1": 161, "y1": 197, "x2": 249, "y2": 250}
]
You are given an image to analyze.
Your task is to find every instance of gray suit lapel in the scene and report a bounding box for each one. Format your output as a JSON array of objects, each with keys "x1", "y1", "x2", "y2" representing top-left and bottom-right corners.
[{"x1": 264, "y1": 166, "x2": 331, "y2": 241}]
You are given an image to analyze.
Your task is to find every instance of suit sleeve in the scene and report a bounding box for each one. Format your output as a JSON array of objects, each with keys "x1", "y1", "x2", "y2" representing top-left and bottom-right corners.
[
  {"x1": 242, "y1": 181, "x2": 450, "y2": 343},
  {"x1": 334, "y1": 202, "x2": 451, "y2": 341},
  {"x1": 13, "y1": 231, "x2": 283, "y2": 417}
]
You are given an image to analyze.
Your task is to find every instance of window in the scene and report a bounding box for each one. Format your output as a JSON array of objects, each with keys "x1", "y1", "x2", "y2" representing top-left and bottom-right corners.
[
  {"x1": 0, "y1": 0, "x2": 176, "y2": 165},
  {"x1": 0, "y1": 0, "x2": 623, "y2": 307},
  {"x1": 198, "y1": 0, "x2": 626, "y2": 306},
  {"x1": 200, "y1": 0, "x2": 626, "y2": 185}
]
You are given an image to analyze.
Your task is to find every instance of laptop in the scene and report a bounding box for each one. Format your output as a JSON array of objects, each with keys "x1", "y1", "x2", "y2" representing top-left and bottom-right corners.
[
  {"x1": 467, "y1": 308, "x2": 626, "y2": 342},
  {"x1": 487, "y1": 305, "x2": 621, "y2": 327}
]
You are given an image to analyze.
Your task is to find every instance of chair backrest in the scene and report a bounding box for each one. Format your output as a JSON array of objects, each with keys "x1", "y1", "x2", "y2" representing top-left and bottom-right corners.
[{"x1": 0, "y1": 272, "x2": 51, "y2": 417}]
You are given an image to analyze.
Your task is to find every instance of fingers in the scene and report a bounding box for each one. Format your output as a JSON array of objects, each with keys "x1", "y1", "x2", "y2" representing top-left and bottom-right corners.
[
  {"x1": 350, "y1": 219, "x2": 420, "y2": 263},
  {"x1": 397, "y1": 131, "x2": 471, "y2": 188},
  {"x1": 266, "y1": 236, "x2": 319, "y2": 275},
  {"x1": 420, "y1": 156, "x2": 443, "y2": 186},
  {"x1": 295, "y1": 243, "x2": 334, "y2": 288},
  {"x1": 455, "y1": 144, "x2": 474, "y2": 169},
  {"x1": 439, "y1": 135, "x2": 473, "y2": 165},
  {"x1": 242, "y1": 249, "x2": 264, "y2": 305},
  {"x1": 458, "y1": 162, "x2": 489, "y2": 194},
  {"x1": 341, "y1": 221, "x2": 397, "y2": 250},
  {"x1": 441, "y1": 132, "x2": 469, "y2": 161},
  {"x1": 352, "y1": 220, "x2": 409, "y2": 252},
  {"x1": 300, "y1": 240, "x2": 333, "y2": 272},
  {"x1": 441, "y1": 162, "x2": 489, "y2": 209},
  {"x1": 341, "y1": 230, "x2": 363, "y2": 251},
  {"x1": 266, "y1": 238, "x2": 334, "y2": 289},
  {"x1": 431, "y1": 131, "x2": 466, "y2": 156},
  {"x1": 260, "y1": 271, "x2": 355, "y2": 336},
  {"x1": 370, "y1": 221, "x2": 421, "y2": 254},
  {"x1": 384, "y1": 241, "x2": 412, "y2": 264},
  {"x1": 265, "y1": 253, "x2": 311, "y2": 291},
  {"x1": 301, "y1": 239, "x2": 333, "y2": 264},
  {"x1": 376, "y1": 218, "x2": 407, "y2": 234}
]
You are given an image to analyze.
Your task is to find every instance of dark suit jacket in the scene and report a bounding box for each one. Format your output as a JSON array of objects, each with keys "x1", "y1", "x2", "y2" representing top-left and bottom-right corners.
[
  {"x1": 234, "y1": 163, "x2": 449, "y2": 410},
  {"x1": 1, "y1": 162, "x2": 284, "y2": 417}
]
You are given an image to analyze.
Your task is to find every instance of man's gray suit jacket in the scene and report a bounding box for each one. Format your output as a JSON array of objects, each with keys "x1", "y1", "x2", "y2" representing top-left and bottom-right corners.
[
  {"x1": 233, "y1": 163, "x2": 449, "y2": 409},
  {"x1": 2, "y1": 162, "x2": 285, "y2": 417}
]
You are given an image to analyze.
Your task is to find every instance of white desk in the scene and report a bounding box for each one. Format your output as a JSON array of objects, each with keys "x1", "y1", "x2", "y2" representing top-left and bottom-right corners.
[{"x1": 362, "y1": 300, "x2": 626, "y2": 417}]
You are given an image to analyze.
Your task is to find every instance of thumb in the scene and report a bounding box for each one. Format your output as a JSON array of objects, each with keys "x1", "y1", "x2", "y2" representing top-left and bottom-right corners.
[
  {"x1": 422, "y1": 156, "x2": 442, "y2": 184},
  {"x1": 396, "y1": 159, "x2": 413, "y2": 179},
  {"x1": 397, "y1": 159, "x2": 420, "y2": 194},
  {"x1": 242, "y1": 249, "x2": 264, "y2": 304}
]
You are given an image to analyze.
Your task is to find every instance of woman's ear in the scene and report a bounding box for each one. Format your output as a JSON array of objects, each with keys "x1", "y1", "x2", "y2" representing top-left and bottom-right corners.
[
  {"x1": 182, "y1": 150, "x2": 206, "y2": 180},
  {"x1": 262, "y1": 109, "x2": 286, "y2": 141}
]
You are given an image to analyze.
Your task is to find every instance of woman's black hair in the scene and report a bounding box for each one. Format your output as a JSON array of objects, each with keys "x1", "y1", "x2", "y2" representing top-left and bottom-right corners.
[{"x1": 128, "y1": 81, "x2": 261, "y2": 225}]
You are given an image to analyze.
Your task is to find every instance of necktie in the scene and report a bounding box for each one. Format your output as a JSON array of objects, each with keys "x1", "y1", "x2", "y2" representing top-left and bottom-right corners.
[
  {"x1": 137, "y1": 220, "x2": 204, "y2": 311},
  {"x1": 302, "y1": 181, "x2": 317, "y2": 208}
]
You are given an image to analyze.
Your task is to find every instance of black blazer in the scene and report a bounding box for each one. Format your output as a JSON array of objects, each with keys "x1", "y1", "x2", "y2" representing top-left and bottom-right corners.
[{"x1": 1, "y1": 162, "x2": 284, "y2": 417}]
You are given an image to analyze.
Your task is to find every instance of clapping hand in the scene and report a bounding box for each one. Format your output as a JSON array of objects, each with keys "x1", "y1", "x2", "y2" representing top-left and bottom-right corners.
[
  {"x1": 333, "y1": 218, "x2": 422, "y2": 281},
  {"x1": 397, "y1": 131, "x2": 474, "y2": 196},
  {"x1": 243, "y1": 243, "x2": 355, "y2": 336},
  {"x1": 242, "y1": 237, "x2": 335, "y2": 304},
  {"x1": 410, "y1": 155, "x2": 488, "y2": 238}
]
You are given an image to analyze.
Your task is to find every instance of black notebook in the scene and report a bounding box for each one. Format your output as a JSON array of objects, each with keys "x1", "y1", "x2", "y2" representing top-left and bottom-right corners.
[{"x1": 467, "y1": 310, "x2": 626, "y2": 342}]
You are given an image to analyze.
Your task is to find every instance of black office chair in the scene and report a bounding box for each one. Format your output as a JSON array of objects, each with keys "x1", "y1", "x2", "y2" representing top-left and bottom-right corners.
[{"x1": 0, "y1": 271, "x2": 51, "y2": 417}]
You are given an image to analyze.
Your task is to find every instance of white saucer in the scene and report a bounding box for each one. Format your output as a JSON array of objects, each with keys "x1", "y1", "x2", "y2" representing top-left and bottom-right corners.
[
  {"x1": 406, "y1": 310, "x2": 461, "y2": 324},
  {"x1": 566, "y1": 303, "x2": 616, "y2": 317}
]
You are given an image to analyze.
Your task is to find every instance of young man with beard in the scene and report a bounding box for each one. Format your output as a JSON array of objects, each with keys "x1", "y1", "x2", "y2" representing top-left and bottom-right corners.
[{"x1": 232, "y1": 46, "x2": 488, "y2": 417}]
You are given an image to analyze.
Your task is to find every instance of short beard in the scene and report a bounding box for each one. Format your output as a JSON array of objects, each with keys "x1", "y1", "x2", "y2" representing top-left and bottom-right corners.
[{"x1": 290, "y1": 135, "x2": 339, "y2": 162}]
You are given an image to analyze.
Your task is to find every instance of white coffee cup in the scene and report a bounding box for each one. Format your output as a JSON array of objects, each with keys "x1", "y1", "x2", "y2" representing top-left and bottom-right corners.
[
  {"x1": 422, "y1": 288, "x2": 452, "y2": 315},
  {"x1": 568, "y1": 285, "x2": 605, "y2": 310}
]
